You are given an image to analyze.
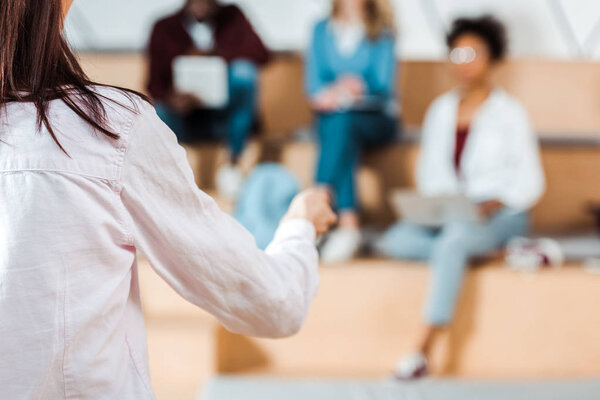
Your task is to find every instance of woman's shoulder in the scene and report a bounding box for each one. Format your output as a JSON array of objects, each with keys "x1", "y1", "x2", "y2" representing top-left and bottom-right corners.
[
  {"x1": 426, "y1": 90, "x2": 459, "y2": 115},
  {"x1": 91, "y1": 85, "x2": 151, "y2": 109},
  {"x1": 89, "y1": 85, "x2": 155, "y2": 127},
  {"x1": 312, "y1": 18, "x2": 330, "y2": 35},
  {"x1": 488, "y1": 88, "x2": 530, "y2": 120}
]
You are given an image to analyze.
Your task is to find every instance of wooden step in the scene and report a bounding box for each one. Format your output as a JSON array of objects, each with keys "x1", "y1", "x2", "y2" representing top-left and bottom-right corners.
[
  {"x1": 145, "y1": 318, "x2": 216, "y2": 400},
  {"x1": 215, "y1": 260, "x2": 600, "y2": 379},
  {"x1": 139, "y1": 259, "x2": 218, "y2": 399}
]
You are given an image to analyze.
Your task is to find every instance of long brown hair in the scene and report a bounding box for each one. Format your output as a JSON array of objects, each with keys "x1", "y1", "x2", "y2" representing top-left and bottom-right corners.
[
  {"x1": 332, "y1": 0, "x2": 397, "y2": 40},
  {"x1": 0, "y1": 0, "x2": 149, "y2": 154}
]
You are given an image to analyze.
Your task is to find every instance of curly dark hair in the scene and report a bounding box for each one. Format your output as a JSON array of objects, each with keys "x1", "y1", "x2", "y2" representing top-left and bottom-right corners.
[{"x1": 446, "y1": 15, "x2": 508, "y2": 61}]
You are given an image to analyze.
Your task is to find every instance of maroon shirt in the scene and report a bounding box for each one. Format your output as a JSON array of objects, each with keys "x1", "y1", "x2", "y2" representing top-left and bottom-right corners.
[
  {"x1": 147, "y1": 4, "x2": 270, "y2": 101},
  {"x1": 454, "y1": 126, "x2": 470, "y2": 174}
]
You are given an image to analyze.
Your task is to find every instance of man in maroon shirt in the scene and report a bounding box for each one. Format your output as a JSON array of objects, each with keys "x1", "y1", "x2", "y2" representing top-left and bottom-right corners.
[{"x1": 147, "y1": 0, "x2": 270, "y2": 198}]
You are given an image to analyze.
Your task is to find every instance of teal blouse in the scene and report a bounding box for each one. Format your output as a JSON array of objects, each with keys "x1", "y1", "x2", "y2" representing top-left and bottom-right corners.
[{"x1": 305, "y1": 18, "x2": 397, "y2": 108}]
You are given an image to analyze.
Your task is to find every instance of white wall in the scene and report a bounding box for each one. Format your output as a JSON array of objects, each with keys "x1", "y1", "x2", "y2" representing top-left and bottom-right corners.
[{"x1": 64, "y1": 0, "x2": 600, "y2": 60}]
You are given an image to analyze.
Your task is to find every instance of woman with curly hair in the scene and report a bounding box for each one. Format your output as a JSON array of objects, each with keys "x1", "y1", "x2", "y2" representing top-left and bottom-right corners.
[{"x1": 379, "y1": 15, "x2": 545, "y2": 379}]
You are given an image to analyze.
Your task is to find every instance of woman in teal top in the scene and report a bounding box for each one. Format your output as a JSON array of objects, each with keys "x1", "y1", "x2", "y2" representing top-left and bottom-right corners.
[{"x1": 305, "y1": 0, "x2": 399, "y2": 262}]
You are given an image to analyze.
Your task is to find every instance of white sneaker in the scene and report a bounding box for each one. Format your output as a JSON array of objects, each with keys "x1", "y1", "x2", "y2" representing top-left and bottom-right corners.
[
  {"x1": 394, "y1": 352, "x2": 429, "y2": 380},
  {"x1": 320, "y1": 228, "x2": 361, "y2": 263},
  {"x1": 216, "y1": 164, "x2": 244, "y2": 200}
]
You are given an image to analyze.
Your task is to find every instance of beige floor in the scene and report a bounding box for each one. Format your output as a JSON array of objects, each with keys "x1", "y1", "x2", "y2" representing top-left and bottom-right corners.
[
  {"x1": 140, "y1": 258, "x2": 600, "y2": 400},
  {"x1": 140, "y1": 260, "x2": 217, "y2": 400}
]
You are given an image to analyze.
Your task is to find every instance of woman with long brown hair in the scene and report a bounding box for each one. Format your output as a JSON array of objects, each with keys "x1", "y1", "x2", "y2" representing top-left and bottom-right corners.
[
  {"x1": 0, "y1": 0, "x2": 336, "y2": 398},
  {"x1": 306, "y1": 0, "x2": 400, "y2": 262}
]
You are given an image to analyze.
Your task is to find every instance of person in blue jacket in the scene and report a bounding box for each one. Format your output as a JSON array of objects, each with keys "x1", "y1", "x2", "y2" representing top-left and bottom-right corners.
[{"x1": 305, "y1": 0, "x2": 399, "y2": 262}]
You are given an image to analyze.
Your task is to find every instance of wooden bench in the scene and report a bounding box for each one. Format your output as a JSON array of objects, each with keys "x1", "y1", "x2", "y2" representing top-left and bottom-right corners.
[
  {"x1": 137, "y1": 257, "x2": 600, "y2": 381},
  {"x1": 214, "y1": 260, "x2": 600, "y2": 379}
]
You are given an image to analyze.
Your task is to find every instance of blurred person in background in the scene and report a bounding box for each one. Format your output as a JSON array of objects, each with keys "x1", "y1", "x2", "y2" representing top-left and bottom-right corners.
[
  {"x1": 235, "y1": 142, "x2": 302, "y2": 250},
  {"x1": 377, "y1": 16, "x2": 545, "y2": 379},
  {"x1": 0, "y1": 0, "x2": 337, "y2": 397},
  {"x1": 147, "y1": 0, "x2": 270, "y2": 199},
  {"x1": 306, "y1": 0, "x2": 399, "y2": 262}
]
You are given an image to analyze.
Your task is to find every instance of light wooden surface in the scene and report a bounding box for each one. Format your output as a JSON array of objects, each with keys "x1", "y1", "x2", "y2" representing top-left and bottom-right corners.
[
  {"x1": 140, "y1": 257, "x2": 600, "y2": 398},
  {"x1": 139, "y1": 260, "x2": 218, "y2": 400},
  {"x1": 401, "y1": 61, "x2": 600, "y2": 136},
  {"x1": 215, "y1": 260, "x2": 600, "y2": 380},
  {"x1": 145, "y1": 318, "x2": 215, "y2": 400}
]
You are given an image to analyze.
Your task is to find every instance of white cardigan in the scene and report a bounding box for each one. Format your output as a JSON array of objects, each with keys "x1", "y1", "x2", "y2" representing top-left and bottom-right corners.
[{"x1": 417, "y1": 88, "x2": 545, "y2": 212}]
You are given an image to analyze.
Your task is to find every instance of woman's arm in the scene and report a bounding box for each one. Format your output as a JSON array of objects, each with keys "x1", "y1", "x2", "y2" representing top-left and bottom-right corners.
[
  {"x1": 220, "y1": 5, "x2": 270, "y2": 65},
  {"x1": 305, "y1": 22, "x2": 330, "y2": 100},
  {"x1": 119, "y1": 102, "x2": 333, "y2": 338},
  {"x1": 147, "y1": 24, "x2": 175, "y2": 102},
  {"x1": 498, "y1": 105, "x2": 546, "y2": 211},
  {"x1": 365, "y1": 35, "x2": 397, "y2": 97}
]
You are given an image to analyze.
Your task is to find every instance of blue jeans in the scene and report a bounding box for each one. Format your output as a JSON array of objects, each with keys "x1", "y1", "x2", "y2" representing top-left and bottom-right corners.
[
  {"x1": 315, "y1": 111, "x2": 397, "y2": 211},
  {"x1": 155, "y1": 60, "x2": 258, "y2": 160},
  {"x1": 378, "y1": 209, "x2": 529, "y2": 325}
]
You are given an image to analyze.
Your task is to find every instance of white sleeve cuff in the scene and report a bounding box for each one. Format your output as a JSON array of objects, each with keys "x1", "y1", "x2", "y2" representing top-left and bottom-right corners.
[{"x1": 272, "y1": 218, "x2": 316, "y2": 244}]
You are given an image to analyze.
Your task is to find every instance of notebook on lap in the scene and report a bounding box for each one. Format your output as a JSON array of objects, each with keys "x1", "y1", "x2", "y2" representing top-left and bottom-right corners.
[{"x1": 389, "y1": 190, "x2": 482, "y2": 227}]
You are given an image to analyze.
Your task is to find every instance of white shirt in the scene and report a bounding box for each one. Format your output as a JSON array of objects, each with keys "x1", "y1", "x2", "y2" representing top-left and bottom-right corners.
[
  {"x1": 187, "y1": 20, "x2": 215, "y2": 51},
  {"x1": 0, "y1": 88, "x2": 319, "y2": 399},
  {"x1": 417, "y1": 88, "x2": 545, "y2": 211},
  {"x1": 330, "y1": 20, "x2": 365, "y2": 57}
]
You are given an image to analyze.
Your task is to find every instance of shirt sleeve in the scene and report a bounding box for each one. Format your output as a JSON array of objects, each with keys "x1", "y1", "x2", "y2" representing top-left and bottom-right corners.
[
  {"x1": 233, "y1": 7, "x2": 270, "y2": 65},
  {"x1": 119, "y1": 102, "x2": 319, "y2": 338},
  {"x1": 215, "y1": 6, "x2": 271, "y2": 65},
  {"x1": 498, "y1": 105, "x2": 546, "y2": 211},
  {"x1": 365, "y1": 34, "x2": 397, "y2": 97}
]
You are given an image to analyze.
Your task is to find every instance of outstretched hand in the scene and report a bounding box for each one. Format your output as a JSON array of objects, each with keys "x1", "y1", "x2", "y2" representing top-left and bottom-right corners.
[
  {"x1": 478, "y1": 199, "x2": 504, "y2": 220},
  {"x1": 283, "y1": 188, "x2": 338, "y2": 236}
]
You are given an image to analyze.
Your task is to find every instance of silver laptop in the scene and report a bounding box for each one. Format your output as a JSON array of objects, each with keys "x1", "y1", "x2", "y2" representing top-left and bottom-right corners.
[
  {"x1": 172, "y1": 56, "x2": 229, "y2": 108},
  {"x1": 389, "y1": 190, "x2": 482, "y2": 227}
]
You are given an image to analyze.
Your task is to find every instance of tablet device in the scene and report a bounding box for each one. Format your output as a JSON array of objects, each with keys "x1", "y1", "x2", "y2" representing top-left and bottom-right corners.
[
  {"x1": 172, "y1": 56, "x2": 229, "y2": 108},
  {"x1": 389, "y1": 190, "x2": 482, "y2": 227}
]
